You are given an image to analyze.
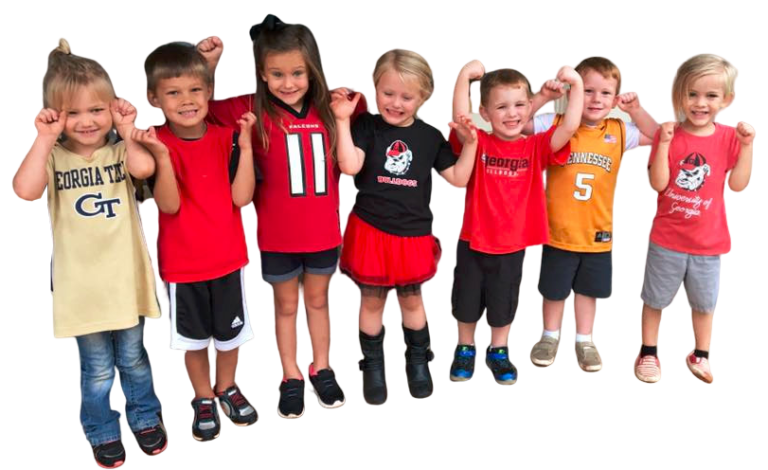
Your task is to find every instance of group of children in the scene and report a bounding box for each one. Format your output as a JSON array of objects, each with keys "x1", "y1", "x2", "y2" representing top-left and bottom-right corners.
[{"x1": 13, "y1": 12, "x2": 755, "y2": 469}]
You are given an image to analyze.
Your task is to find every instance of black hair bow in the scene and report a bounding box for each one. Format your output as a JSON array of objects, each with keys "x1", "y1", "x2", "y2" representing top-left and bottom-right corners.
[{"x1": 249, "y1": 14, "x2": 286, "y2": 41}]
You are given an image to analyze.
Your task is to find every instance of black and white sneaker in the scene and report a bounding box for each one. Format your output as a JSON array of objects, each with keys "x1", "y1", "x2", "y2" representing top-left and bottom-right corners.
[
  {"x1": 133, "y1": 416, "x2": 168, "y2": 456},
  {"x1": 92, "y1": 440, "x2": 126, "y2": 469},
  {"x1": 277, "y1": 378, "x2": 305, "y2": 419},
  {"x1": 191, "y1": 398, "x2": 220, "y2": 441},
  {"x1": 216, "y1": 385, "x2": 258, "y2": 426},
  {"x1": 308, "y1": 364, "x2": 345, "y2": 409}
]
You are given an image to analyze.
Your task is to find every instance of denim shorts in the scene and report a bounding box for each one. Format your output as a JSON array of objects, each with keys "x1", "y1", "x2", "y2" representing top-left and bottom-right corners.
[{"x1": 641, "y1": 242, "x2": 721, "y2": 313}]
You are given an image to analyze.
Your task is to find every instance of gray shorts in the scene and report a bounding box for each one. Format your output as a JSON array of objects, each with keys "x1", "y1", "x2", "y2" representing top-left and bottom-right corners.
[{"x1": 640, "y1": 242, "x2": 720, "y2": 314}]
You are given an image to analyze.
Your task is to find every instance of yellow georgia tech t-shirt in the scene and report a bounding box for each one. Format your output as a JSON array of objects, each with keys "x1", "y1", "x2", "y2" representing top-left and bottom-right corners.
[{"x1": 46, "y1": 140, "x2": 160, "y2": 338}]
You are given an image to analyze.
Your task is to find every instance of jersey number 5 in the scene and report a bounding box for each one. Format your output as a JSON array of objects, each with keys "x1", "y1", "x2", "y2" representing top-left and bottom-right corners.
[
  {"x1": 574, "y1": 173, "x2": 595, "y2": 201},
  {"x1": 286, "y1": 133, "x2": 328, "y2": 197}
]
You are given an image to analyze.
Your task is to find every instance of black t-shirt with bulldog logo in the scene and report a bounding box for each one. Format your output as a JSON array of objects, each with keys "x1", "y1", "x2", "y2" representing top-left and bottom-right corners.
[{"x1": 351, "y1": 112, "x2": 457, "y2": 237}]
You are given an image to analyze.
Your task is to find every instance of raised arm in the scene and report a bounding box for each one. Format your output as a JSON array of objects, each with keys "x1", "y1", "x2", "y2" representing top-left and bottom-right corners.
[
  {"x1": 550, "y1": 66, "x2": 584, "y2": 152},
  {"x1": 649, "y1": 122, "x2": 674, "y2": 192},
  {"x1": 524, "y1": 79, "x2": 566, "y2": 135},
  {"x1": 111, "y1": 98, "x2": 156, "y2": 179},
  {"x1": 231, "y1": 112, "x2": 258, "y2": 206},
  {"x1": 441, "y1": 114, "x2": 478, "y2": 187},
  {"x1": 13, "y1": 108, "x2": 65, "y2": 201},
  {"x1": 728, "y1": 121, "x2": 755, "y2": 192},
  {"x1": 331, "y1": 89, "x2": 365, "y2": 175},
  {"x1": 132, "y1": 127, "x2": 180, "y2": 214},
  {"x1": 452, "y1": 60, "x2": 485, "y2": 141},
  {"x1": 196, "y1": 36, "x2": 224, "y2": 98},
  {"x1": 617, "y1": 92, "x2": 660, "y2": 146}
]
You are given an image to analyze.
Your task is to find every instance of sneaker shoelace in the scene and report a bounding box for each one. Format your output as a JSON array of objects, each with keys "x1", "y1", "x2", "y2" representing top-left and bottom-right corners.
[
  {"x1": 197, "y1": 402, "x2": 214, "y2": 421},
  {"x1": 637, "y1": 355, "x2": 659, "y2": 374},
  {"x1": 228, "y1": 389, "x2": 248, "y2": 408}
]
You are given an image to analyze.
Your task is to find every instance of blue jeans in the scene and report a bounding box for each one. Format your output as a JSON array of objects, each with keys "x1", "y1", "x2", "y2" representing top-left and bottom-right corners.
[{"x1": 76, "y1": 317, "x2": 162, "y2": 446}]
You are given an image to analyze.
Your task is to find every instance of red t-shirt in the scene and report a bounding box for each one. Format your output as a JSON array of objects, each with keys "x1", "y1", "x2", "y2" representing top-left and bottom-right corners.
[
  {"x1": 648, "y1": 124, "x2": 740, "y2": 255},
  {"x1": 208, "y1": 94, "x2": 366, "y2": 253},
  {"x1": 449, "y1": 127, "x2": 569, "y2": 254},
  {"x1": 155, "y1": 124, "x2": 248, "y2": 283}
]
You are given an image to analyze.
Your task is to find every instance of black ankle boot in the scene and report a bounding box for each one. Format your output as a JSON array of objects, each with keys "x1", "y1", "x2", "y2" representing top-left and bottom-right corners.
[
  {"x1": 359, "y1": 328, "x2": 387, "y2": 405},
  {"x1": 403, "y1": 324, "x2": 434, "y2": 399}
]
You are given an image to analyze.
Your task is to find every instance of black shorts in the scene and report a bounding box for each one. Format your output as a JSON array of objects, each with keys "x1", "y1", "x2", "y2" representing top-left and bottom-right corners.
[
  {"x1": 168, "y1": 268, "x2": 253, "y2": 351},
  {"x1": 451, "y1": 240, "x2": 525, "y2": 328},
  {"x1": 538, "y1": 245, "x2": 612, "y2": 300},
  {"x1": 260, "y1": 246, "x2": 340, "y2": 283}
]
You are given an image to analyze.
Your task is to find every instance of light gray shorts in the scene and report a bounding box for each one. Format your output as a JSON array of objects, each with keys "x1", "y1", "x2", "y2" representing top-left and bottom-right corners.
[{"x1": 640, "y1": 242, "x2": 721, "y2": 314}]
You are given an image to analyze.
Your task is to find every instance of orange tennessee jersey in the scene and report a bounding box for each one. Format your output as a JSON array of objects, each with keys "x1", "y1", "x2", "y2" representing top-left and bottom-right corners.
[{"x1": 546, "y1": 116, "x2": 626, "y2": 252}]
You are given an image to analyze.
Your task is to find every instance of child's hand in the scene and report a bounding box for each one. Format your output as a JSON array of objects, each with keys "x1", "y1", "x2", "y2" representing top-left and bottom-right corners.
[
  {"x1": 197, "y1": 36, "x2": 224, "y2": 69},
  {"x1": 461, "y1": 60, "x2": 485, "y2": 81},
  {"x1": 110, "y1": 98, "x2": 137, "y2": 135},
  {"x1": 131, "y1": 127, "x2": 168, "y2": 157},
  {"x1": 35, "y1": 108, "x2": 67, "y2": 140},
  {"x1": 331, "y1": 89, "x2": 361, "y2": 120},
  {"x1": 659, "y1": 122, "x2": 676, "y2": 143},
  {"x1": 555, "y1": 64, "x2": 581, "y2": 85},
  {"x1": 237, "y1": 112, "x2": 257, "y2": 148},
  {"x1": 736, "y1": 122, "x2": 755, "y2": 146},
  {"x1": 540, "y1": 79, "x2": 565, "y2": 101},
  {"x1": 449, "y1": 114, "x2": 478, "y2": 144},
  {"x1": 617, "y1": 93, "x2": 641, "y2": 112}
]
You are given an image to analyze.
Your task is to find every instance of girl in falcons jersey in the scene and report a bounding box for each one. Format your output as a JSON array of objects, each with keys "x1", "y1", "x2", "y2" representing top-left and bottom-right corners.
[
  {"x1": 13, "y1": 40, "x2": 165, "y2": 467},
  {"x1": 197, "y1": 15, "x2": 365, "y2": 419},
  {"x1": 332, "y1": 49, "x2": 476, "y2": 404}
]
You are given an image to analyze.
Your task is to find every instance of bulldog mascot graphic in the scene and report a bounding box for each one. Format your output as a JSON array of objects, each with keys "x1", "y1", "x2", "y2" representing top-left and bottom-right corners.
[
  {"x1": 675, "y1": 152, "x2": 711, "y2": 191},
  {"x1": 384, "y1": 140, "x2": 413, "y2": 176}
]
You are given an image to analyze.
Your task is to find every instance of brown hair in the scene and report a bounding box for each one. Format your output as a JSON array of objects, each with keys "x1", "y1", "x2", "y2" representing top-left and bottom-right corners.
[
  {"x1": 43, "y1": 39, "x2": 115, "y2": 110},
  {"x1": 480, "y1": 69, "x2": 532, "y2": 106},
  {"x1": 575, "y1": 57, "x2": 622, "y2": 94},
  {"x1": 144, "y1": 42, "x2": 212, "y2": 93}
]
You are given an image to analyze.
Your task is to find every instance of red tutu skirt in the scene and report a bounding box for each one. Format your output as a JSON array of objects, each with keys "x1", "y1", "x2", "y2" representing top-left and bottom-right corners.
[{"x1": 340, "y1": 213, "x2": 441, "y2": 288}]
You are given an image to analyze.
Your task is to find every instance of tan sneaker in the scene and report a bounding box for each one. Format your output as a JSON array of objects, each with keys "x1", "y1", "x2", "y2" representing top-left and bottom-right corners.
[
  {"x1": 634, "y1": 354, "x2": 661, "y2": 383},
  {"x1": 686, "y1": 352, "x2": 713, "y2": 384},
  {"x1": 575, "y1": 341, "x2": 602, "y2": 372},
  {"x1": 530, "y1": 336, "x2": 559, "y2": 367}
]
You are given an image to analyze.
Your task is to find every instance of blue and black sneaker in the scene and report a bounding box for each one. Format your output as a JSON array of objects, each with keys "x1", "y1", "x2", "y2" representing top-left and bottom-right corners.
[
  {"x1": 485, "y1": 346, "x2": 517, "y2": 385},
  {"x1": 450, "y1": 344, "x2": 476, "y2": 382}
]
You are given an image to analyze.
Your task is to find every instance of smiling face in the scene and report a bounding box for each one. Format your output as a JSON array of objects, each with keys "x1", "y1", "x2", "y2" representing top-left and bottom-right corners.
[
  {"x1": 61, "y1": 86, "x2": 113, "y2": 157},
  {"x1": 479, "y1": 85, "x2": 532, "y2": 141},
  {"x1": 261, "y1": 50, "x2": 310, "y2": 112},
  {"x1": 149, "y1": 74, "x2": 211, "y2": 139},
  {"x1": 375, "y1": 69, "x2": 424, "y2": 127},
  {"x1": 581, "y1": 70, "x2": 619, "y2": 126},
  {"x1": 680, "y1": 74, "x2": 733, "y2": 134}
]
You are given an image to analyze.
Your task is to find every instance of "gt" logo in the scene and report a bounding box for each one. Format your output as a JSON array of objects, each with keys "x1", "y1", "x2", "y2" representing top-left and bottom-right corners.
[{"x1": 75, "y1": 193, "x2": 122, "y2": 219}]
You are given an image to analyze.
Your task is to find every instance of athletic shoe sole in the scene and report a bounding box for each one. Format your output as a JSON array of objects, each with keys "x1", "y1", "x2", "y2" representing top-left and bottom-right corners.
[
  {"x1": 277, "y1": 408, "x2": 305, "y2": 419},
  {"x1": 450, "y1": 374, "x2": 471, "y2": 382},
  {"x1": 313, "y1": 391, "x2": 346, "y2": 409}
]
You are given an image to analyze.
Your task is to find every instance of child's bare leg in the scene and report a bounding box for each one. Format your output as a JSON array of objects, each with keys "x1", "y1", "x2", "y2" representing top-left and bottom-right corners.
[
  {"x1": 490, "y1": 324, "x2": 511, "y2": 347},
  {"x1": 186, "y1": 349, "x2": 213, "y2": 398},
  {"x1": 574, "y1": 294, "x2": 597, "y2": 335},
  {"x1": 641, "y1": 304, "x2": 662, "y2": 346},
  {"x1": 397, "y1": 293, "x2": 427, "y2": 330},
  {"x1": 458, "y1": 321, "x2": 477, "y2": 345},
  {"x1": 214, "y1": 348, "x2": 238, "y2": 393},
  {"x1": 692, "y1": 310, "x2": 713, "y2": 351},
  {"x1": 273, "y1": 278, "x2": 302, "y2": 379},
  {"x1": 360, "y1": 294, "x2": 387, "y2": 336},
  {"x1": 543, "y1": 298, "x2": 565, "y2": 332},
  {"x1": 304, "y1": 273, "x2": 332, "y2": 371}
]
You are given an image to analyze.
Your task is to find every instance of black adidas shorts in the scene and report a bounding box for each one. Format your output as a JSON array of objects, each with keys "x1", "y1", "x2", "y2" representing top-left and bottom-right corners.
[
  {"x1": 451, "y1": 240, "x2": 525, "y2": 328},
  {"x1": 168, "y1": 268, "x2": 253, "y2": 351},
  {"x1": 538, "y1": 245, "x2": 612, "y2": 300}
]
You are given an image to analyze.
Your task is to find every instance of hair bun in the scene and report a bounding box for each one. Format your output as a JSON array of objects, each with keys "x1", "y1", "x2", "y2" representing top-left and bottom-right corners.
[{"x1": 56, "y1": 38, "x2": 71, "y2": 55}]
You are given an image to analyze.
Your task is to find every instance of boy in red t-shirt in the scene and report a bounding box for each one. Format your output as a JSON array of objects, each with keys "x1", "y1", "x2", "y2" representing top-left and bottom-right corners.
[
  {"x1": 635, "y1": 54, "x2": 755, "y2": 384},
  {"x1": 448, "y1": 60, "x2": 583, "y2": 384},
  {"x1": 133, "y1": 42, "x2": 259, "y2": 440}
]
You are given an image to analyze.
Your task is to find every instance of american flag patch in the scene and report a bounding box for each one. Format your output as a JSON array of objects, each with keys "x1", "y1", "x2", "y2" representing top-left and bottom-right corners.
[{"x1": 604, "y1": 134, "x2": 617, "y2": 143}]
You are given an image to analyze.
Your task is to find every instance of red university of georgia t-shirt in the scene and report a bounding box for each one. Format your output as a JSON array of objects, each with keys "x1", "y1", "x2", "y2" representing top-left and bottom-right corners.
[
  {"x1": 155, "y1": 123, "x2": 248, "y2": 283},
  {"x1": 449, "y1": 126, "x2": 569, "y2": 254},
  {"x1": 648, "y1": 123, "x2": 741, "y2": 255},
  {"x1": 208, "y1": 94, "x2": 367, "y2": 253}
]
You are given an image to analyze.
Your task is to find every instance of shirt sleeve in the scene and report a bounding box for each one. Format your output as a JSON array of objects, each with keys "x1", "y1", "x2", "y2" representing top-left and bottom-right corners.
[
  {"x1": 725, "y1": 126, "x2": 741, "y2": 171},
  {"x1": 534, "y1": 113, "x2": 556, "y2": 134},
  {"x1": 433, "y1": 133, "x2": 458, "y2": 172},
  {"x1": 351, "y1": 112, "x2": 374, "y2": 150},
  {"x1": 625, "y1": 121, "x2": 641, "y2": 151},
  {"x1": 538, "y1": 126, "x2": 569, "y2": 167},
  {"x1": 207, "y1": 94, "x2": 253, "y2": 130}
]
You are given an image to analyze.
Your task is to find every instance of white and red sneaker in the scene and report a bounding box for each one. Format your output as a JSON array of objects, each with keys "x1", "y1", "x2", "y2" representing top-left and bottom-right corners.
[
  {"x1": 634, "y1": 354, "x2": 661, "y2": 383},
  {"x1": 686, "y1": 352, "x2": 713, "y2": 384}
]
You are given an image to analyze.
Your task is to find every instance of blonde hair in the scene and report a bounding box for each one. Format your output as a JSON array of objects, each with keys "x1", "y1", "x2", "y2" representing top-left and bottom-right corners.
[
  {"x1": 373, "y1": 49, "x2": 434, "y2": 102},
  {"x1": 480, "y1": 69, "x2": 533, "y2": 106},
  {"x1": 43, "y1": 39, "x2": 115, "y2": 109},
  {"x1": 672, "y1": 54, "x2": 737, "y2": 122},
  {"x1": 575, "y1": 57, "x2": 622, "y2": 94},
  {"x1": 144, "y1": 42, "x2": 212, "y2": 92}
]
